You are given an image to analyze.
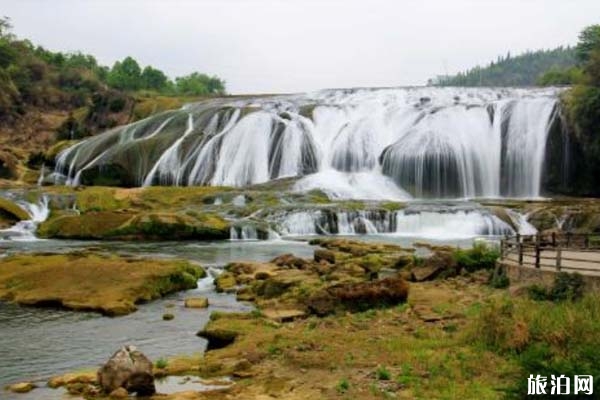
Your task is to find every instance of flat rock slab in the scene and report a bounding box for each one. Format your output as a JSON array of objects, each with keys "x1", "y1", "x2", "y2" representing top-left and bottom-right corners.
[
  {"x1": 262, "y1": 308, "x2": 307, "y2": 323},
  {"x1": 184, "y1": 297, "x2": 209, "y2": 308}
]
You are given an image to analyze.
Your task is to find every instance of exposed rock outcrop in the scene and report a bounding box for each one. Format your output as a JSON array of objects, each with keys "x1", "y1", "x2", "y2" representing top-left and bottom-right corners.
[{"x1": 97, "y1": 346, "x2": 156, "y2": 396}]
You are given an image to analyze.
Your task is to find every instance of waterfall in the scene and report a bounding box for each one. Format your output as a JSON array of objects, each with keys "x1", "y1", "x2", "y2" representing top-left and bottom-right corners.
[
  {"x1": 269, "y1": 204, "x2": 515, "y2": 239},
  {"x1": 0, "y1": 196, "x2": 50, "y2": 241},
  {"x1": 53, "y1": 87, "x2": 561, "y2": 200}
]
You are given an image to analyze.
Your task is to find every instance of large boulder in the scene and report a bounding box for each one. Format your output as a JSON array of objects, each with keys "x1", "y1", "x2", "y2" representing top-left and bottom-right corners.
[{"x1": 97, "y1": 346, "x2": 156, "y2": 396}]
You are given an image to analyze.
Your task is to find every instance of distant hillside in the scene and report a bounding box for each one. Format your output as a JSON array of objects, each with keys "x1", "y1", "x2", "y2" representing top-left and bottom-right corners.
[
  {"x1": 0, "y1": 16, "x2": 225, "y2": 181},
  {"x1": 430, "y1": 47, "x2": 577, "y2": 87}
]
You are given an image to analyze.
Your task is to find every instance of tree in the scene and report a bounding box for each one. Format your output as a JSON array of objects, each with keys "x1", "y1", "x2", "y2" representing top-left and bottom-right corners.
[
  {"x1": 141, "y1": 66, "x2": 169, "y2": 91},
  {"x1": 576, "y1": 25, "x2": 600, "y2": 63},
  {"x1": 107, "y1": 56, "x2": 142, "y2": 90},
  {"x1": 175, "y1": 72, "x2": 225, "y2": 95}
]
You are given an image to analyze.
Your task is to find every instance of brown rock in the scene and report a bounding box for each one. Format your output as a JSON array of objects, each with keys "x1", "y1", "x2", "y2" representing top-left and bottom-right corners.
[
  {"x1": 7, "y1": 382, "x2": 36, "y2": 393},
  {"x1": 109, "y1": 387, "x2": 129, "y2": 399},
  {"x1": 314, "y1": 249, "x2": 336, "y2": 264},
  {"x1": 270, "y1": 253, "x2": 309, "y2": 269},
  {"x1": 97, "y1": 345, "x2": 155, "y2": 396},
  {"x1": 184, "y1": 297, "x2": 209, "y2": 308},
  {"x1": 262, "y1": 308, "x2": 307, "y2": 323},
  {"x1": 306, "y1": 276, "x2": 409, "y2": 316},
  {"x1": 197, "y1": 328, "x2": 239, "y2": 351}
]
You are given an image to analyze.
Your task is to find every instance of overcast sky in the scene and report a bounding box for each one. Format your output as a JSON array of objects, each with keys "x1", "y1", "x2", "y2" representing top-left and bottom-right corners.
[{"x1": 2, "y1": 0, "x2": 599, "y2": 94}]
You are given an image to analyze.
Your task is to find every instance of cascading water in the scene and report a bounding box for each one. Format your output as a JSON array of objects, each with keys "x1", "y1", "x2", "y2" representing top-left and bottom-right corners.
[
  {"x1": 268, "y1": 203, "x2": 515, "y2": 239},
  {"x1": 0, "y1": 196, "x2": 50, "y2": 241},
  {"x1": 53, "y1": 87, "x2": 561, "y2": 200}
]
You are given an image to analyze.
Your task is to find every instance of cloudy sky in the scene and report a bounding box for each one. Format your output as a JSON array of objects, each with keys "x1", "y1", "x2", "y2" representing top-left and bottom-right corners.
[{"x1": 2, "y1": 0, "x2": 599, "y2": 94}]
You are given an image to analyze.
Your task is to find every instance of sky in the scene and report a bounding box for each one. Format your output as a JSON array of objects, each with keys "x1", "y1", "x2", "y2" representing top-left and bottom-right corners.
[{"x1": 1, "y1": 0, "x2": 599, "y2": 94}]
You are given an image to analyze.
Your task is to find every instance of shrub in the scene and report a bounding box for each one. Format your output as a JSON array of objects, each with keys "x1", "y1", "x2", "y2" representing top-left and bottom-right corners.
[
  {"x1": 336, "y1": 378, "x2": 350, "y2": 393},
  {"x1": 488, "y1": 266, "x2": 510, "y2": 288},
  {"x1": 375, "y1": 365, "x2": 391, "y2": 381},
  {"x1": 453, "y1": 243, "x2": 499, "y2": 273},
  {"x1": 155, "y1": 358, "x2": 168, "y2": 369},
  {"x1": 526, "y1": 272, "x2": 585, "y2": 302}
]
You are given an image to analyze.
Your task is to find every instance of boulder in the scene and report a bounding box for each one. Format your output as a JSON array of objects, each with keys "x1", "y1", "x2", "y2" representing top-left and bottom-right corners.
[
  {"x1": 314, "y1": 249, "x2": 336, "y2": 264},
  {"x1": 215, "y1": 272, "x2": 237, "y2": 293},
  {"x1": 97, "y1": 346, "x2": 156, "y2": 396},
  {"x1": 270, "y1": 253, "x2": 309, "y2": 269},
  {"x1": 184, "y1": 297, "x2": 209, "y2": 308},
  {"x1": 197, "y1": 328, "x2": 239, "y2": 351},
  {"x1": 7, "y1": 382, "x2": 36, "y2": 393},
  {"x1": 162, "y1": 313, "x2": 174, "y2": 320},
  {"x1": 109, "y1": 387, "x2": 129, "y2": 399},
  {"x1": 306, "y1": 276, "x2": 409, "y2": 316}
]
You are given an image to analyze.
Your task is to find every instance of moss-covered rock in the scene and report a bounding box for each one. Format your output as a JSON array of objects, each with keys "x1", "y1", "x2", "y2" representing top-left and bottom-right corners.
[{"x1": 0, "y1": 253, "x2": 205, "y2": 316}]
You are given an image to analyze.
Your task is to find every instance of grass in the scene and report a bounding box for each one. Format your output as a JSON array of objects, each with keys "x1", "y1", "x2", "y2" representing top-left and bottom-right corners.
[
  {"x1": 468, "y1": 293, "x2": 600, "y2": 399},
  {"x1": 191, "y1": 279, "x2": 518, "y2": 399},
  {"x1": 155, "y1": 358, "x2": 169, "y2": 369},
  {"x1": 0, "y1": 253, "x2": 204, "y2": 315}
]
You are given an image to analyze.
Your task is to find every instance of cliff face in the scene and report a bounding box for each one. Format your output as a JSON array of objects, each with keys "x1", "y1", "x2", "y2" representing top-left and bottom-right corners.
[{"x1": 543, "y1": 91, "x2": 600, "y2": 197}]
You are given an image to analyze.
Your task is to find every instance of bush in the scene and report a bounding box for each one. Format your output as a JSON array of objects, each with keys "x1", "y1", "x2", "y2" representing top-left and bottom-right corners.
[
  {"x1": 453, "y1": 243, "x2": 499, "y2": 273},
  {"x1": 155, "y1": 358, "x2": 168, "y2": 369},
  {"x1": 375, "y1": 365, "x2": 391, "y2": 381},
  {"x1": 488, "y1": 266, "x2": 510, "y2": 288},
  {"x1": 336, "y1": 378, "x2": 350, "y2": 393},
  {"x1": 526, "y1": 272, "x2": 585, "y2": 302}
]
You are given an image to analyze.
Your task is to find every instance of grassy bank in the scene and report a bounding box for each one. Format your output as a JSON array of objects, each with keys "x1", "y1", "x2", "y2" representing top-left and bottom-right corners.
[{"x1": 0, "y1": 252, "x2": 205, "y2": 315}]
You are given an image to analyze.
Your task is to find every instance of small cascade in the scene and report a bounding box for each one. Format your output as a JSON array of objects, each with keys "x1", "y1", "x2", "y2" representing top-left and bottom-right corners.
[
  {"x1": 506, "y1": 209, "x2": 538, "y2": 235},
  {"x1": 229, "y1": 225, "x2": 258, "y2": 240},
  {"x1": 37, "y1": 164, "x2": 46, "y2": 187},
  {"x1": 270, "y1": 204, "x2": 514, "y2": 239},
  {"x1": 0, "y1": 196, "x2": 50, "y2": 241}
]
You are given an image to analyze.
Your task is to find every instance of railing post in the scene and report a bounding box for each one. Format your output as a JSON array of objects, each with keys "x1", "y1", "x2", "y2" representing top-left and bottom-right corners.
[
  {"x1": 567, "y1": 232, "x2": 572, "y2": 248},
  {"x1": 556, "y1": 246, "x2": 562, "y2": 271},
  {"x1": 518, "y1": 241, "x2": 523, "y2": 266},
  {"x1": 585, "y1": 234, "x2": 590, "y2": 249},
  {"x1": 500, "y1": 239, "x2": 505, "y2": 259},
  {"x1": 535, "y1": 242, "x2": 541, "y2": 269},
  {"x1": 552, "y1": 232, "x2": 556, "y2": 247}
]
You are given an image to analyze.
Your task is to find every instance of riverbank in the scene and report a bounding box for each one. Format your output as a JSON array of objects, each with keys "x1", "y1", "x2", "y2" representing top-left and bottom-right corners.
[{"x1": 0, "y1": 252, "x2": 205, "y2": 315}]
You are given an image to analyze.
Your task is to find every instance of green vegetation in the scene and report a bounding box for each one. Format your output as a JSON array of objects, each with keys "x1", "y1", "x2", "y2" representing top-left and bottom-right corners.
[
  {"x1": 430, "y1": 47, "x2": 576, "y2": 87},
  {"x1": 155, "y1": 358, "x2": 169, "y2": 369},
  {"x1": 375, "y1": 365, "x2": 391, "y2": 381},
  {"x1": 550, "y1": 24, "x2": 600, "y2": 196},
  {"x1": 452, "y1": 242, "x2": 500, "y2": 272},
  {"x1": 471, "y1": 293, "x2": 600, "y2": 399},
  {"x1": 527, "y1": 272, "x2": 585, "y2": 302},
  {"x1": 0, "y1": 16, "x2": 229, "y2": 186}
]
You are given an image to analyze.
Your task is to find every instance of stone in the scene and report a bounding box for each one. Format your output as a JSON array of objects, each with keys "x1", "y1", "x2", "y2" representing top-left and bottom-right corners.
[
  {"x1": 163, "y1": 313, "x2": 175, "y2": 320},
  {"x1": 270, "y1": 253, "x2": 309, "y2": 269},
  {"x1": 262, "y1": 308, "x2": 307, "y2": 323},
  {"x1": 97, "y1": 345, "x2": 156, "y2": 396},
  {"x1": 197, "y1": 328, "x2": 239, "y2": 351},
  {"x1": 7, "y1": 382, "x2": 36, "y2": 393},
  {"x1": 184, "y1": 297, "x2": 209, "y2": 308},
  {"x1": 215, "y1": 272, "x2": 237, "y2": 293},
  {"x1": 109, "y1": 387, "x2": 129, "y2": 399},
  {"x1": 314, "y1": 249, "x2": 336, "y2": 264}
]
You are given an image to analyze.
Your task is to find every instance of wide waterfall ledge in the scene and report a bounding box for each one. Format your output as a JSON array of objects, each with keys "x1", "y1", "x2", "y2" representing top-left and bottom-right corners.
[{"x1": 50, "y1": 86, "x2": 562, "y2": 201}]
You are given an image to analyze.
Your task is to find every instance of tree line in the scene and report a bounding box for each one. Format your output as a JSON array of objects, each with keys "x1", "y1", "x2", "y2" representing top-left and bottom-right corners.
[{"x1": 430, "y1": 47, "x2": 577, "y2": 87}]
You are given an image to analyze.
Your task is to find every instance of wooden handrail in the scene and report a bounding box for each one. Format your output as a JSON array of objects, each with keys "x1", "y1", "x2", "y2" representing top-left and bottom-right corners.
[{"x1": 500, "y1": 232, "x2": 600, "y2": 275}]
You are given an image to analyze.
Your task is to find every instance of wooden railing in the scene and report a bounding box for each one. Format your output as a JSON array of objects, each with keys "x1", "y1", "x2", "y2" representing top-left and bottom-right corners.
[{"x1": 500, "y1": 232, "x2": 600, "y2": 274}]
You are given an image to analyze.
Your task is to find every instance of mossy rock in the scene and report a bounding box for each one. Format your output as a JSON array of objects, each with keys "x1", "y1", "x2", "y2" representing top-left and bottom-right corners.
[
  {"x1": 0, "y1": 197, "x2": 30, "y2": 221},
  {"x1": 197, "y1": 328, "x2": 239, "y2": 351},
  {"x1": 215, "y1": 272, "x2": 237, "y2": 293}
]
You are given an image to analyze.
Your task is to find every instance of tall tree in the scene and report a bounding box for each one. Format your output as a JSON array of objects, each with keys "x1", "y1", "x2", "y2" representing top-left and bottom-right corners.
[{"x1": 107, "y1": 56, "x2": 142, "y2": 90}]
